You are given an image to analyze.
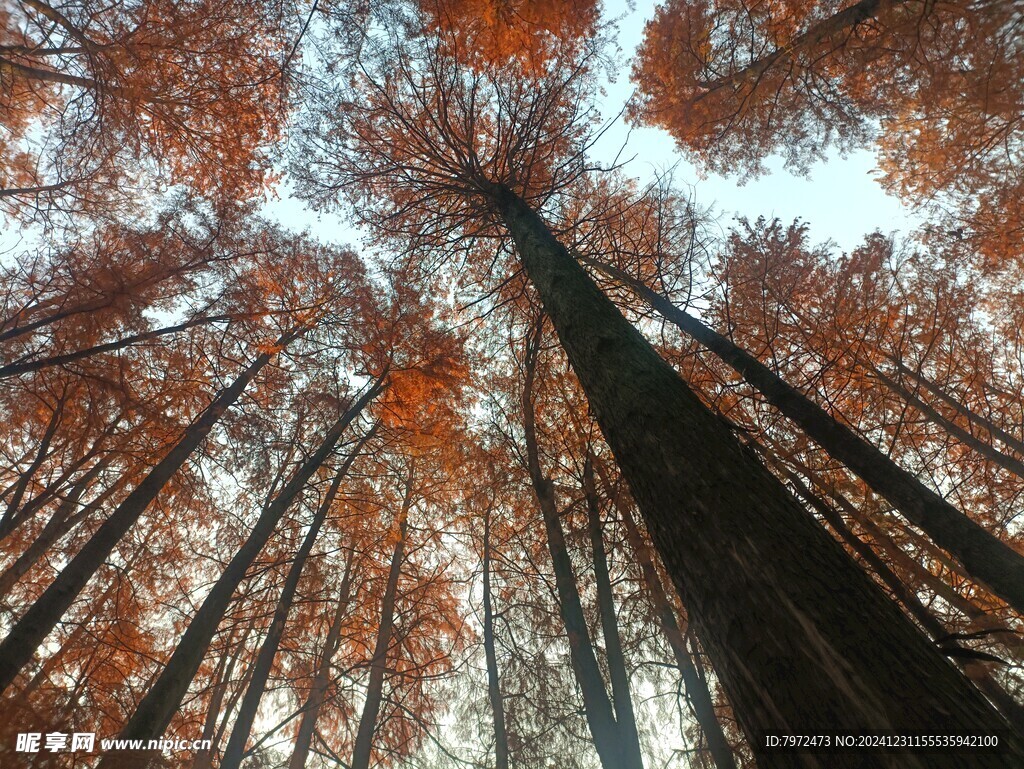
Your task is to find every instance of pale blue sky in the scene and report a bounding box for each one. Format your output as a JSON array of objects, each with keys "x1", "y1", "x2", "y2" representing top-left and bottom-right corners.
[
  {"x1": 264, "y1": 0, "x2": 919, "y2": 252},
  {"x1": 588, "y1": 0, "x2": 919, "y2": 251}
]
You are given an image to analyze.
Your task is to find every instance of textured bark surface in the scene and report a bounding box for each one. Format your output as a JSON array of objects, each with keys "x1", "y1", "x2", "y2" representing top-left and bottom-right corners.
[
  {"x1": 496, "y1": 186, "x2": 1022, "y2": 768},
  {"x1": 593, "y1": 261, "x2": 1024, "y2": 614}
]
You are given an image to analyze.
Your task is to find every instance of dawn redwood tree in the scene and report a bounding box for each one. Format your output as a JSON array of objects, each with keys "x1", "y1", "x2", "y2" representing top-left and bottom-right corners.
[
  {"x1": 293, "y1": 25, "x2": 1023, "y2": 765},
  {"x1": 629, "y1": 0, "x2": 1024, "y2": 264},
  {"x1": 0, "y1": 0, "x2": 302, "y2": 221}
]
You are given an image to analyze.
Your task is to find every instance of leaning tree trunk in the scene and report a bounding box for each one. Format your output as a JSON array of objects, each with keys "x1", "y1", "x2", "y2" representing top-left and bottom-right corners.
[
  {"x1": 587, "y1": 257, "x2": 1024, "y2": 615},
  {"x1": 350, "y1": 467, "x2": 415, "y2": 769},
  {"x1": 492, "y1": 184, "x2": 1022, "y2": 768},
  {"x1": 521, "y1": 339, "x2": 645, "y2": 769},
  {"x1": 870, "y1": 365, "x2": 1024, "y2": 479},
  {"x1": 887, "y1": 357, "x2": 1024, "y2": 459},
  {"x1": 220, "y1": 428, "x2": 374, "y2": 769},
  {"x1": 0, "y1": 327, "x2": 305, "y2": 694},
  {"x1": 96, "y1": 380, "x2": 382, "y2": 768}
]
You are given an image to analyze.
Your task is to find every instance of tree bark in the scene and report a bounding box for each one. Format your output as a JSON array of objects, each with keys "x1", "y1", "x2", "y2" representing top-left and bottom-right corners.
[
  {"x1": 0, "y1": 329, "x2": 304, "y2": 694},
  {"x1": 350, "y1": 465, "x2": 415, "y2": 769},
  {"x1": 582, "y1": 454, "x2": 643, "y2": 760},
  {"x1": 100, "y1": 380, "x2": 381, "y2": 756},
  {"x1": 588, "y1": 258, "x2": 1024, "y2": 614},
  {"x1": 493, "y1": 185, "x2": 1021, "y2": 768},
  {"x1": 288, "y1": 548, "x2": 357, "y2": 769},
  {"x1": 482, "y1": 500, "x2": 511, "y2": 769},
  {"x1": 521, "y1": 333, "x2": 644, "y2": 769},
  {"x1": 220, "y1": 428, "x2": 374, "y2": 769}
]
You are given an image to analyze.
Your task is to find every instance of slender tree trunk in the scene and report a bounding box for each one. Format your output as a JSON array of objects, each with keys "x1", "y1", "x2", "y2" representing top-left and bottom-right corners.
[
  {"x1": 871, "y1": 366, "x2": 1024, "y2": 479},
  {"x1": 887, "y1": 359, "x2": 1024, "y2": 459},
  {"x1": 0, "y1": 458, "x2": 119, "y2": 601},
  {"x1": 493, "y1": 185, "x2": 1021, "y2": 768},
  {"x1": 694, "y1": 0, "x2": 909, "y2": 94},
  {"x1": 588, "y1": 258, "x2": 1024, "y2": 614},
  {"x1": 521, "y1": 334, "x2": 644, "y2": 769},
  {"x1": 582, "y1": 455, "x2": 643, "y2": 760},
  {"x1": 220, "y1": 429, "x2": 375, "y2": 769},
  {"x1": 597, "y1": 458, "x2": 738, "y2": 769},
  {"x1": 350, "y1": 466, "x2": 415, "y2": 769},
  {"x1": 0, "y1": 314, "x2": 234, "y2": 380},
  {"x1": 0, "y1": 329, "x2": 304, "y2": 694},
  {"x1": 192, "y1": 622, "x2": 254, "y2": 769},
  {"x1": 482, "y1": 501, "x2": 511, "y2": 769},
  {"x1": 0, "y1": 389, "x2": 67, "y2": 535},
  {"x1": 100, "y1": 380, "x2": 381, "y2": 760},
  {"x1": 288, "y1": 549, "x2": 357, "y2": 769}
]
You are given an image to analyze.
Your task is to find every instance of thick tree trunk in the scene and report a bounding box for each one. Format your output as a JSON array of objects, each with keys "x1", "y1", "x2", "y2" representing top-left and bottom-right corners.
[
  {"x1": 0, "y1": 329, "x2": 303, "y2": 694},
  {"x1": 521, "y1": 338, "x2": 644, "y2": 769},
  {"x1": 350, "y1": 466, "x2": 414, "y2": 769},
  {"x1": 482, "y1": 501, "x2": 510, "y2": 769},
  {"x1": 589, "y1": 259, "x2": 1024, "y2": 614},
  {"x1": 582, "y1": 455, "x2": 643, "y2": 759},
  {"x1": 598, "y1": 459, "x2": 738, "y2": 769},
  {"x1": 220, "y1": 429, "x2": 373, "y2": 769},
  {"x1": 288, "y1": 549, "x2": 357, "y2": 769},
  {"x1": 100, "y1": 381, "x2": 381, "y2": 757},
  {"x1": 494, "y1": 185, "x2": 1021, "y2": 768}
]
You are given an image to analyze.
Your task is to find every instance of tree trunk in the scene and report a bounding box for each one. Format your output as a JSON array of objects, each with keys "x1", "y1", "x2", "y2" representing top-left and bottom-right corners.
[
  {"x1": 350, "y1": 465, "x2": 415, "y2": 769},
  {"x1": 888, "y1": 358, "x2": 1024, "y2": 459},
  {"x1": 0, "y1": 314, "x2": 234, "y2": 380},
  {"x1": 482, "y1": 501, "x2": 510, "y2": 769},
  {"x1": 0, "y1": 329, "x2": 304, "y2": 694},
  {"x1": 871, "y1": 366, "x2": 1024, "y2": 479},
  {"x1": 0, "y1": 457, "x2": 118, "y2": 602},
  {"x1": 288, "y1": 548, "x2": 357, "y2": 769},
  {"x1": 521, "y1": 334, "x2": 644, "y2": 769},
  {"x1": 588, "y1": 258, "x2": 1024, "y2": 614},
  {"x1": 220, "y1": 429, "x2": 374, "y2": 769},
  {"x1": 582, "y1": 454, "x2": 643, "y2": 759},
  {"x1": 493, "y1": 185, "x2": 1021, "y2": 768},
  {"x1": 597, "y1": 458, "x2": 738, "y2": 769},
  {"x1": 694, "y1": 0, "x2": 909, "y2": 94},
  {"x1": 192, "y1": 622, "x2": 254, "y2": 769},
  {"x1": 101, "y1": 380, "x2": 381, "y2": 756}
]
